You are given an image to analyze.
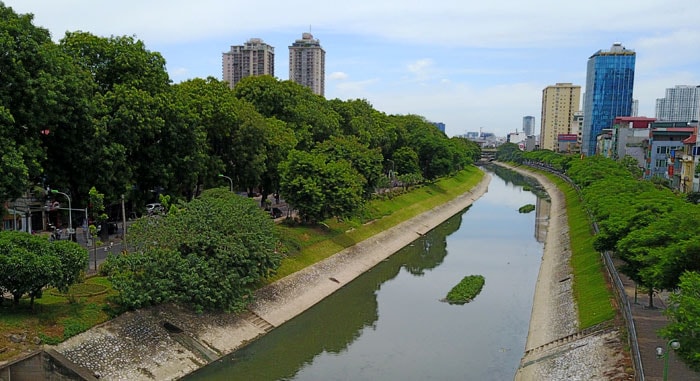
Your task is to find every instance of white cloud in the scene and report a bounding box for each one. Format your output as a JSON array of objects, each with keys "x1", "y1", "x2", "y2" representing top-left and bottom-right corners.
[
  {"x1": 406, "y1": 59, "x2": 435, "y2": 82},
  {"x1": 13, "y1": 0, "x2": 700, "y2": 47},
  {"x1": 328, "y1": 72, "x2": 348, "y2": 81},
  {"x1": 332, "y1": 79, "x2": 381, "y2": 98}
]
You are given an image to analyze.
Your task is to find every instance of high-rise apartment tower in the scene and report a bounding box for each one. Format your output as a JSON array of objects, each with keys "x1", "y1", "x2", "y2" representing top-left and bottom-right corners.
[
  {"x1": 540, "y1": 83, "x2": 581, "y2": 151},
  {"x1": 655, "y1": 85, "x2": 700, "y2": 122},
  {"x1": 289, "y1": 33, "x2": 325, "y2": 96},
  {"x1": 522, "y1": 116, "x2": 535, "y2": 136},
  {"x1": 222, "y1": 38, "x2": 275, "y2": 89},
  {"x1": 582, "y1": 42, "x2": 635, "y2": 156}
]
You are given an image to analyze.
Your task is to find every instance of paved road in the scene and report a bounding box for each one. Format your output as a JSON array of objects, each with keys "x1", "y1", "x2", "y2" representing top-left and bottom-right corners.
[{"x1": 617, "y1": 258, "x2": 700, "y2": 381}]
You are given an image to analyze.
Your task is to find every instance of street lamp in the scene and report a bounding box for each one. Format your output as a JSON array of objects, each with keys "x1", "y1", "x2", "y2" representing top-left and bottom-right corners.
[
  {"x1": 218, "y1": 174, "x2": 233, "y2": 192},
  {"x1": 656, "y1": 339, "x2": 681, "y2": 381},
  {"x1": 51, "y1": 190, "x2": 73, "y2": 239}
]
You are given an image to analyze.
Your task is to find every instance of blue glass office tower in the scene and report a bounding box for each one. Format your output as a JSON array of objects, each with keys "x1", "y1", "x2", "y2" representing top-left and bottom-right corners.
[{"x1": 582, "y1": 43, "x2": 636, "y2": 156}]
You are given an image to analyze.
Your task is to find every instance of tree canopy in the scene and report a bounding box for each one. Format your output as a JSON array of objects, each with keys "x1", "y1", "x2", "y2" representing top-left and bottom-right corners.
[
  {"x1": 0, "y1": 230, "x2": 87, "y2": 308},
  {"x1": 103, "y1": 188, "x2": 281, "y2": 313},
  {"x1": 0, "y1": 4, "x2": 479, "y2": 221}
]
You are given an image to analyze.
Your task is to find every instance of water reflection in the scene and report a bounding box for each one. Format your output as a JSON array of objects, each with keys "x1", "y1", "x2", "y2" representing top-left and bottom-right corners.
[{"x1": 186, "y1": 168, "x2": 545, "y2": 381}]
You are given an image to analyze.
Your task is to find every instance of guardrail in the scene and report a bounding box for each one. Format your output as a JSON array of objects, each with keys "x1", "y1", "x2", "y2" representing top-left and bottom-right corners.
[{"x1": 523, "y1": 162, "x2": 644, "y2": 381}]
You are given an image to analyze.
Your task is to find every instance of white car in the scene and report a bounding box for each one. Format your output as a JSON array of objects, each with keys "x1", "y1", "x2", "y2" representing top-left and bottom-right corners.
[{"x1": 146, "y1": 203, "x2": 165, "y2": 215}]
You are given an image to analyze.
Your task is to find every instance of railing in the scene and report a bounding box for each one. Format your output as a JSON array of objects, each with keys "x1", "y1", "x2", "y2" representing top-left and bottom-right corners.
[{"x1": 523, "y1": 162, "x2": 644, "y2": 381}]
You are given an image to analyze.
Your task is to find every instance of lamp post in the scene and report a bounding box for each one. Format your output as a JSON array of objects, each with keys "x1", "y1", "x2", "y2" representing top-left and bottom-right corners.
[
  {"x1": 51, "y1": 190, "x2": 72, "y2": 240},
  {"x1": 656, "y1": 339, "x2": 680, "y2": 381},
  {"x1": 218, "y1": 174, "x2": 233, "y2": 192}
]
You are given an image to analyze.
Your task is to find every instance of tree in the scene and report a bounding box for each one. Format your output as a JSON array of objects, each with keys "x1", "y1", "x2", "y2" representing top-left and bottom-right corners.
[
  {"x1": 328, "y1": 98, "x2": 395, "y2": 154},
  {"x1": 88, "y1": 187, "x2": 108, "y2": 241},
  {"x1": 279, "y1": 150, "x2": 365, "y2": 222},
  {"x1": 0, "y1": 231, "x2": 87, "y2": 308},
  {"x1": 0, "y1": 5, "x2": 91, "y2": 200},
  {"x1": 392, "y1": 146, "x2": 420, "y2": 176},
  {"x1": 314, "y1": 136, "x2": 383, "y2": 197},
  {"x1": 58, "y1": 31, "x2": 172, "y2": 207},
  {"x1": 0, "y1": 106, "x2": 28, "y2": 202},
  {"x1": 619, "y1": 155, "x2": 644, "y2": 179},
  {"x1": 104, "y1": 188, "x2": 280, "y2": 313},
  {"x1": 662, "y1": 271, "x2": 700, "y2": 370},
  {"x1": 233, "y1": 76, "x2": 341, "y2": 150}
]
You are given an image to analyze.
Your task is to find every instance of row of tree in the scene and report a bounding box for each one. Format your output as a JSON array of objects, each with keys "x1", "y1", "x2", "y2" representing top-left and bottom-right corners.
[
  {"x1": 498, "y1": 145, "x2": 700, "y2": 370},
  {"x1": 0, "y1": 4, "x2": 481, "y2": 223}
]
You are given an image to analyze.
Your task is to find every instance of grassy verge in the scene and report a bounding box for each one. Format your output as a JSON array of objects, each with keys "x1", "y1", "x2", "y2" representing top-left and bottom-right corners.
[
  {"x1": 271, "y1": 167, "x2": 484, "y2": 281},
  {"x1": 523, "y1": 166, "x2": 616, "y2": 328},
  {"x1": 0, "y1": 276, "x2": 118, "y2": 362}
]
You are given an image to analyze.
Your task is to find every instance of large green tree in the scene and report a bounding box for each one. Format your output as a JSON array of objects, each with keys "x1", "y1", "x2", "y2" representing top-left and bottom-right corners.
[
  {"x1": 233, "y1": 76, "x2": 341, "y2": 150},
  {"x1": 314, "y1": 136, "x2": 383, "y2": 197},
  {"x1": 104, "y1": 188, "x2": 280, "y2": 313},
  {"x1": 662, "y1": 271, "x2": 700, "y2": 370},
  {"x1": 58, "y1": 31, "x2": 172, "y2": 207},
  {"x1": 0, "y1": 4, "x2": 95, "y2": 201},
  {"x1": 0, "y1": 231, "x2": 87, "y2": 308},
  {"x1": 279, "y1": 150, "x2": 365, "y2": 222}
]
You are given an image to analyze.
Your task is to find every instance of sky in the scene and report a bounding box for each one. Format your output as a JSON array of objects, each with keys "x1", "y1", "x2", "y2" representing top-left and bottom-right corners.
[{"x1": 5, "y1": 0, "x2": 700, "y2": 138}]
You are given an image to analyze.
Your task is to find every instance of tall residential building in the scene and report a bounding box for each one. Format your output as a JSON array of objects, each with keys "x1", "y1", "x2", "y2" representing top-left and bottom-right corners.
[
  {"x1": 540, "y1": 83, "x2": 581, "y2": 151},
  {"x1": 222, "y1": 38, "x2": 275, "y2": 89},
  {"x1": 655, "y1": 85, "x2": 700, "y2": 122},
  {"x1": 582, "y1": 42, "x2": 636, "y2": 156},
  {"x1": 289, "y1": 33, "x2": 325, "y2": 96},
  {"x1": 522, "y1": 116, "x2": 535, "y2": 136}
]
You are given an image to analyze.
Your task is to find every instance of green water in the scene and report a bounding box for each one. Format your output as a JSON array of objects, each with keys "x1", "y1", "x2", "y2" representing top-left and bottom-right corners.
[{"x1": 186, "y1": 169, "x2": 545, "y2": 380}]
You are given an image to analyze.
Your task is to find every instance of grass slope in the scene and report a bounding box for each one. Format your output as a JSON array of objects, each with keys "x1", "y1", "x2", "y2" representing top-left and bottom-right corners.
[{"x1": 527, "y1": 167, "x2": 616, "y2": 328}]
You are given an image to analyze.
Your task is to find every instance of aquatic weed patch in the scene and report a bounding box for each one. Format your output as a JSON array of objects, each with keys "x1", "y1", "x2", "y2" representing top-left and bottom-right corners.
[{"x1": 444, "y1": 275, "x2": 485, "y2": 304}]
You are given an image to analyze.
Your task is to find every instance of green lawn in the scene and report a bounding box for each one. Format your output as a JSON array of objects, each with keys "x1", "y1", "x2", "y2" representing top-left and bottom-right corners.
[{"x1": 0, "y1": 276, "x2": 118, "y2": 361}]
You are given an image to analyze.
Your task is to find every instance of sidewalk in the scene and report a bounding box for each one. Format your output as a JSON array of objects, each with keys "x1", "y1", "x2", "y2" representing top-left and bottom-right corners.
[{"x1": 616, "y1": 259, "x2": 700, "y2": 380}]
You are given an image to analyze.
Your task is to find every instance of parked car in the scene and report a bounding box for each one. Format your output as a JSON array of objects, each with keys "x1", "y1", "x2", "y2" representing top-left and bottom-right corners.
[{"x1": 146, "y1": 203, "x2": 165, "y2": 215}]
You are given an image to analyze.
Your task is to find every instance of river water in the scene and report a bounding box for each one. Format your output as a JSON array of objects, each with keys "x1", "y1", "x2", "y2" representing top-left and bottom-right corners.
[{"x1": 185, "y1": 167, "x2": 547, "y2": 381}]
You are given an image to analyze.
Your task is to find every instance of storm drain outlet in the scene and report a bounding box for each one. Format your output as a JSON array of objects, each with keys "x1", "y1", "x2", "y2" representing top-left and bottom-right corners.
[{"x1": 162, "y1": 321, "x2": 183, "y2": 334}]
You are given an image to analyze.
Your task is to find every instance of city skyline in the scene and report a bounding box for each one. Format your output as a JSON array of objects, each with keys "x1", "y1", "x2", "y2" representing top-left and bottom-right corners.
[{"x1": 5, "y1": 0, "x2": 700, "y2": 137}]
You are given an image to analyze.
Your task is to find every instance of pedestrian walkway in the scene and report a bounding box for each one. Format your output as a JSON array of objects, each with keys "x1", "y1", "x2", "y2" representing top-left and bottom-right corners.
[{"x1": 617, "y1": 260, "x2": 700, "y2": 381}]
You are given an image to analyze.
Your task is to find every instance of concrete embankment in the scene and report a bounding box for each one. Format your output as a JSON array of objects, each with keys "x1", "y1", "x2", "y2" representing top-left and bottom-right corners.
[{"x1": 51, "y1": 172, "x2": 492, "y2": 381}]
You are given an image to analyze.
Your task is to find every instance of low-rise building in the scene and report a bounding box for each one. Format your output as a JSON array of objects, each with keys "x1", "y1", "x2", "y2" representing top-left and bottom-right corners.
[{"x1": 644, "y1": 122, "x2": 694, "y2": 182}]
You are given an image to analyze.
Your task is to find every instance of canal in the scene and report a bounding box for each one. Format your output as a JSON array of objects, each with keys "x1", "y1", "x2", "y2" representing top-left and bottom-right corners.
[{"x1": 185, "y1": 166, "x2": 548, "y2": 381}]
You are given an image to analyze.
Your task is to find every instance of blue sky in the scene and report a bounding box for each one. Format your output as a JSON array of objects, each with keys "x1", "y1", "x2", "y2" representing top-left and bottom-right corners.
[{"x1": 6, "y1": 0, "x2": 700, "y2": 137}]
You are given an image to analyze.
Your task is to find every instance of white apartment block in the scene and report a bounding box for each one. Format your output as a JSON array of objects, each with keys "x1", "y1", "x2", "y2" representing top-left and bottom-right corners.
[
  {"x1": 222, "y1": 38, "x2": 275, "y2": 89},
  {"x1": 289, "y1": 33, "x2": 325, "y2": 96},
  {"x1": 655, "y1": 85, "x2": 700, "y2": 122}
]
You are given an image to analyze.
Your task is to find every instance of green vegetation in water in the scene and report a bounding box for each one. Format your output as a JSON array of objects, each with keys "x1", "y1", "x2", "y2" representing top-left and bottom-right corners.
[
  {"x1": 519, "y1": 204, "x2": 536, "y2": 213},
  {"x1": 444, "y1": 275, "x2": 485, "y2": 304}
]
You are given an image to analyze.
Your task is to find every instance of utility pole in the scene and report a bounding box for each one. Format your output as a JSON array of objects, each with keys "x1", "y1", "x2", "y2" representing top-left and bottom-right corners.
[{"x1": 121, "y1": 194, "x2": 127, "y2": 251}]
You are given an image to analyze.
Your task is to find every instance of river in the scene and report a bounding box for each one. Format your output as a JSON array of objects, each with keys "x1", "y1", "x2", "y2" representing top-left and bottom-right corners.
[{"x1": 185, "y1": 167, "x2": 547, "y2": 381}]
